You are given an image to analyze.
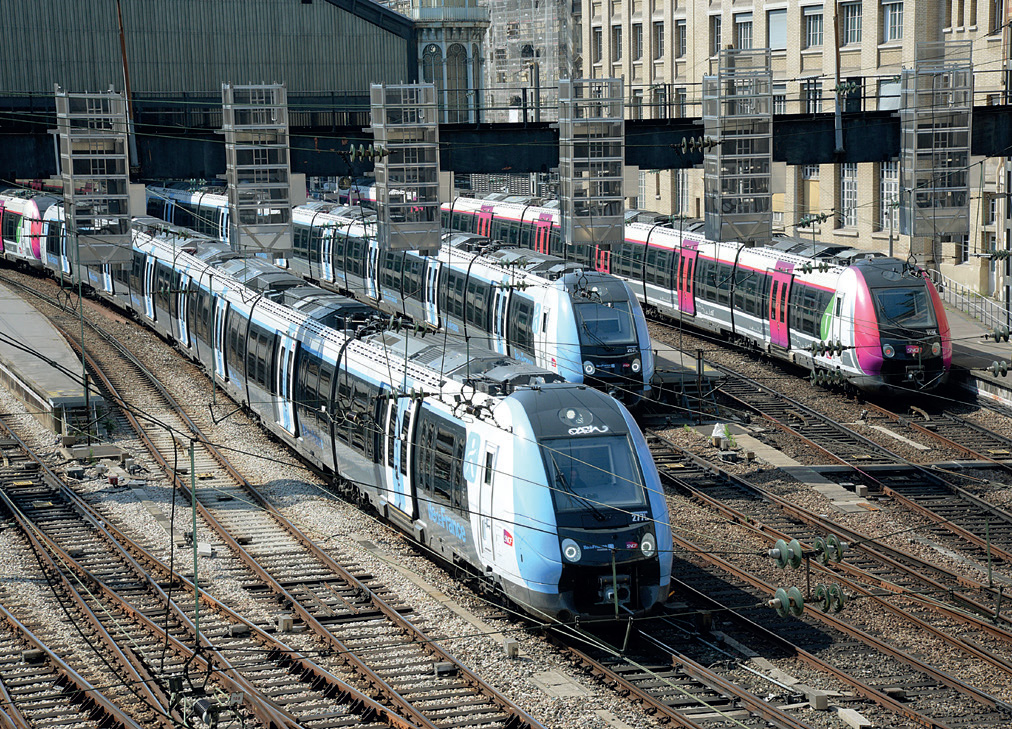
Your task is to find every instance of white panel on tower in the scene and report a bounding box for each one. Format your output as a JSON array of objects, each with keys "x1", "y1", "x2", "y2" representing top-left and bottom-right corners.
[
  {"x1": 558, "y1": 78, "x2": 624, "y2": 263},
  {"x1": 370, "y1": 83, "x2": 441, "y2": 254},
  {"x1": 55, "y1": 85, "x2": 132, "y2": 265},
  {"x1": 221, "y1": 83, "x2": 293, "y2": 254}
]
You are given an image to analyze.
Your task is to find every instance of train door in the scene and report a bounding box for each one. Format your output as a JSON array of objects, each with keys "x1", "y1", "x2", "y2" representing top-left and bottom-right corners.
[
  {"x1": 365, "y1": 239, "x2": 380, "y2": 300},
  {"x1": 321, "y1": 227, "x2": 333, "y2": 282},
  {"x1": 478, "y1": 442, "x2": 498, "y2": 566},
  {"x1": 424, "y1": 261, "x2": 440, "y2": 326},
  {"x1": 163, "y1": 199, "x2": 176, "y2": 225},
  {"x1": 143, "y1": 256, "x2": 156, "y2": 320},
  {"x1": 213, "y1": 297, "x2": 229, "y2": 380},
  {"x1": 768, "y1": 263, "x2": 793, "y2": 349},
  {"x1": 677, "y1": 241, "x2": 698, "y2": 316},
  {"x1": 595, "y1": 245, "x2": 611, "y2": 273},
  {"x1": 218, "y1": 207, "x2": 229, "y2": 239},
  {"x1": 491, "y1": 283, "x2": 509, "y2": 353},
  {"x1": 533, "y1": 301, "x2": 549, "y2": 365},
  {"x1": 535, "y1": 215, "x2": 552, "y2": 254},
  {"x1": 478, "y1": 205, "x2": 494, "y2": 237},
  {"x1": 0, "y1": 200, "x2": 5, "y2": 254},
  {"x1": 177, "y1": 273, "x2": 191, "y2": 348},
  {"x1": 101, "y1": 264, "x2": 113, "y2": 295},
  {"x1": 274, "y1": 333, "x2": 297, "y2": 436},
  {"x1": 385, "y1": 398, "x2": 416, "y2": 519}
]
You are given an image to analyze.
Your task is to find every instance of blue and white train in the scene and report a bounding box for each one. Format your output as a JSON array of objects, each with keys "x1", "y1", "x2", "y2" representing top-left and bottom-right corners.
[
  {"x1": 0, "y1": 187, "x2": 673, "y2": 622},
  {"x1": 145, "y1": 185, "x2": 655, "y2": 399}
]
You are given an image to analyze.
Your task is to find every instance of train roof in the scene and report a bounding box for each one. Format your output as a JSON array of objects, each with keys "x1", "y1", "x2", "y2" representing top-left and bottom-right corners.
[{"x1": 373, "y1": 331, "x2": 566, "y2": 394}]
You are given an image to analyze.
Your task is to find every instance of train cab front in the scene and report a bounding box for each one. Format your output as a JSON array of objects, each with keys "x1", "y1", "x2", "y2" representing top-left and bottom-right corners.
[
  {"x1": 856, "y1": 263, "x2": 951, "y2": 392},
  {"x1": 508, "y1": 386, "x2": 671, "y2": 623},
  {"x1": 564, "y1": 274, "x2": 654, "y2": 399}
]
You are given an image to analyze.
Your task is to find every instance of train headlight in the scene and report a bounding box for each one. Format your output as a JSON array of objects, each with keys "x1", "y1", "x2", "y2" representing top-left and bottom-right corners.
[
  {"x1": 931, "y1": 341, "x2": 941, "y2": 356},
  {"x1": 561, "y1": 538, "x2": 582, "y2": 563},
  {"x1": 630, "y1": 358, "x2": 642, "y2": 373},
  {"x1": 882, "y1": 344, "x2": 896, "y2": 358},
  {"x1": 640, "y1": 533, "x2": 657, "y2": 558},
  {"x1": 582, "y1": 361, "x2": 596, "y2": 376}
]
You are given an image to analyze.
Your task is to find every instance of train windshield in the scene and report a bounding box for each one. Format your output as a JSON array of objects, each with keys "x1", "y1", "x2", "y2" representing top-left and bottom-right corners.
[
  {"x1": 871, "y1": 287, "x2": 936, "y2": 329},
  {"x1": 541, "y1": 436, "x2": 646, "y2": 515},
  {"x1": 574, "y1": 302, "x2": 637, "y2": 348}
]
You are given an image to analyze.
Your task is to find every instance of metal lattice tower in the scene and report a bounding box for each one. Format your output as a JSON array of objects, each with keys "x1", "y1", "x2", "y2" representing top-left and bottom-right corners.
[
  {"x1": 370, "y1": 83, "x2": 441, "y2": 254},
  {"x1": 702, "y1": 49, "x2": 773, "y2": 247},
  {"x1": 485, "y1": 0, "x2": 573, "y2": 122},
  {"x1": 221, "y1": 83, "x2": 293, "y2": 254},
  {"x1": 559, "y1": 79, "x2": 624, "y2": 258},
  {"x1": 899, "y1": 41, "x2": 972, "y2": 241},
  {"x1": 55, "y1": 85, "x2": 132, "y2": 265}
]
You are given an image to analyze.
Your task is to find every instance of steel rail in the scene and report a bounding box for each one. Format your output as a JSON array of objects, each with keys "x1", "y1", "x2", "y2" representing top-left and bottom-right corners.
[
  {"x1": 710, "y1": 367, "x2": 1012, "y2": 565},
  {"x1": 648, "y1": 430, "x2": 1012, "y2": 633},
  {"x1": 0, "y1": 603, "x2": 148, "y2": 729},
  {"x1": 670, "y1": 529, "x2": 1012, "y2": 716},
  {"x1": 61, "y1": 295, "x2": 546, "y2": 729}
]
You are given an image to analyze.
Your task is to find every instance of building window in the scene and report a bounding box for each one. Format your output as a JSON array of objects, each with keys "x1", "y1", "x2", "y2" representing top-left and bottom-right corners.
[
  {"x1": 802, "y1": 164, "x2": 820, "y2": 179},
  {"x1": 804, "y1": 5, "x2": 824, "y2": 48},
  {"x1": 676, "y1": 20, "x2": 686, "y2": 58},
  {"x1": 879, "y1": 160, "x2": 899, "y2": 231},
  {"x1": 773, "y1": 83, "x2": 787, "y2": 114},
  {"x1": 637, "y1": 170, "x2": 646, "y2": 210},
  {"x1": 735, "y1": 12, "x2": 753, "y2": 49},
  {"x1": 593, "y1": 28, "x2": 603, "y2": 63},
  {"x1": 803, "y1": 80, "x2": 823, "y2": 113},
  {"x1": 989, "y1": 195, "x2": 999, "y2": 225},
  {"x1": 958, "y1": 234, "x2": 971, "y2": 263},
  {"x1": 710, "y1": 15, "x2": 722, "y2": 57},
  {"x1": 675, "y1": 87, "x2": 687, "y2": 118},
  {"x1": 633, "y1": 24, "x2": 643, "y2": 60},
  {"x1": 652, "y1": 84, "x2": 667, "y2": 118},
  {"x1": 767, "y1": 9, "x2": 787, "y2": 51},
  {"x1": 631, "y1": 89, "x2": 643, "y2": 119},
  {"x1": 882, "y1": 1, "x2": 903, "y2": 41},
  {"x1": 841, "y1": 2, "x2": 862, "y2": 44},
  {"x1": 992, "y1": 0, "x2": 1004, "y2": 33},
  {"x1": 840, "y1": 163, "x2": 858, "y2": 228},
  {"x1": 675, "y1": 169, "x2": 690, "y2": 215},
  {"x1": 654, "y1": 21, "x2": 665, "y2": 59},
  {"x1": 612, "y1": 26, "x2": 622, "y2": 60}
]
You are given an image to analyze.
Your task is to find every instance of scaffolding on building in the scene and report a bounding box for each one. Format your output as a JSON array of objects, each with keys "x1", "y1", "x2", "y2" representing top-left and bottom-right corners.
[{"x1": 484, "y1": 0, "x2": 573, "y2": 122}]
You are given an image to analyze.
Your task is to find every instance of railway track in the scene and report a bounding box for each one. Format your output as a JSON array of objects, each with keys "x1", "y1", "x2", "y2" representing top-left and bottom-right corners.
[
  {"x1": 709, "y1": 364, "x2": 1012, "y2": 568},
  {"x1": 3, "y1": 271, "x2": 546, "y2": 729},
  {"x1": 636, "y1": 429, "x2": 1012, "y2": 727},
  {"x1": 0, "y1": 588, "x2": 146, "y2": 729},
  {"x1": 0, "y1": 427, "x2": 419, "y2": 729}
]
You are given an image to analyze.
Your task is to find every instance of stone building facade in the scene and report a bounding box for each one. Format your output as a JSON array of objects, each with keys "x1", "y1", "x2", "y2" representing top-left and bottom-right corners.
[{"x1": 582, "y1": 0, "x2": 1008, "y2": 296}]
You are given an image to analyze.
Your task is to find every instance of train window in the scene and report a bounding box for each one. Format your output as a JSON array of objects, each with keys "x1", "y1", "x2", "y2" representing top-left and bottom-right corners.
[
  {"x1": 400, "y1": 408, "x2": 411, "y2": 476},
  {"x1": 696, "y1": 259, "x2": 716, "y2": 303},
  {"x1": 715, "y1": 261, "x2": 733, "y2": 306},
  {"x1": 46, "y1": 221, "x2": 63, "y2": 257},
  {"x1": 403, "y1": 255, "x2": 424, "y2": 302},
  {"x1": 645, "y1": 247, "x2": 660, "y2": 284},
  {"x1": 431, "y1": 427, "x2": 456, "y2": 500},
  {"x1": 246, "y1": 323, "x2": 276, "y2": 389},
  {"x1": 465, "y1": 279, "x2": 490, "y2": 329},
  {"x1": 147, "y1": 198, "x2": 166, "y2": 219},
  {"x1": 549, "y1": 229, "x2": 563, "y2": 258},
  {"x1": 2, "y1": 211, "x2": 21, "y2": 241},
  {"x1": 445, "y1": 270, "x2": 466, "y2": 319},
  {"x1": 346, "y1": 237, "x2": 365, "y2": 277},
  {"x1": 733, "y1": 268, "x2": 761, "y2": 316},
  {"x1": 294, "y1": 348, "x2": 322, "y2": 430},
  {"x1": 309, "y1": 226, "x2": 323, "y2": 263},
  {"x1": 333, "y1": 230, "x2": 347, "y2": 265},
  {"x1": 628, "y1": 243, "x2": 645, "y2": 279},
  {"x1": 789, "y1": 284, "x2": 830, "y2": 336},
  {"x1": 508, "y1": 295, "x2": 535, "y2": 356},
  {"x1": 226, "y1": 308, "x2": 247, "y2": 374},
  {"x1": 293, "y1": 223, "x2": 309, "y2": 260}
]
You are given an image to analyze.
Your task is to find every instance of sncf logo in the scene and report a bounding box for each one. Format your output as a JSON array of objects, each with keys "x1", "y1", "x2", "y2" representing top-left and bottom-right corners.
[
  {"x1": 568, "y1": 425, "x2": 609, "y2": 436},
  {"x1": 503, "y1": 530, "x2": 514, "y2": 547}
]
